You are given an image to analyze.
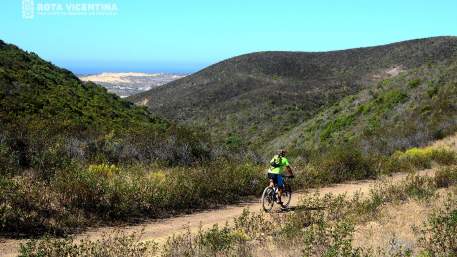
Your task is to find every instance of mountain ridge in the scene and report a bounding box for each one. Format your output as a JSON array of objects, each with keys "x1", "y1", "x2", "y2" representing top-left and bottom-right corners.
[{"x1": 129, "y1": 36, "x2": 457, "y2": 151}]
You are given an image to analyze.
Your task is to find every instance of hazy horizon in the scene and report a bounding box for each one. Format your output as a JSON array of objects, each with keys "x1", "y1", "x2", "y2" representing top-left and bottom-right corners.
[
  {"x1": 72, "y1": 67, "x2": 194, "y2": 76},
  {"x1": 61, "y1": 59, "x2": 205, "y2": 75},
  {"x1": 2, "y1": 0, "x2": 457, "y2": 74}
]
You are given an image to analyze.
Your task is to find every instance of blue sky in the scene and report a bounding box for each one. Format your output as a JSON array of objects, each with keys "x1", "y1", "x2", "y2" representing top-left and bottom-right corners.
[{"x1": 1, "y1": 0, "x2": 457, "y2": 74}]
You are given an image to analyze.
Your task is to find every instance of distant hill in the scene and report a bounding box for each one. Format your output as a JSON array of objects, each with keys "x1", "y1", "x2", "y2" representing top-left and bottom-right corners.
[
  {"x1": 129, "y1": 37, "x2": 457, "y2": 152},
  {"x1": 79, "y1": 72, "x2": 186, "y2": 98}
]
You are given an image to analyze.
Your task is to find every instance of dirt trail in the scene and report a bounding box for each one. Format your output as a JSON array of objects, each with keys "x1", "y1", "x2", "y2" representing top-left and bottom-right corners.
[{"x1": 0, "y1": 169, "x2": 435, "y2": 257}]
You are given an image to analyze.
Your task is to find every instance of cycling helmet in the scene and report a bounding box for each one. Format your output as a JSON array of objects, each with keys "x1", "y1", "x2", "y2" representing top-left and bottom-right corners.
[{"x1": 278, "y1": 149, "x2": 287, "y2": 157}]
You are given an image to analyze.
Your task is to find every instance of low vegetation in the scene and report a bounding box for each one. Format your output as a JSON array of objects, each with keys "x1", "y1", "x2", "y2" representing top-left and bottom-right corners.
[
  {"x1": 393, "y1": 147, "x2": 457, "y2": 171},
  {"x1": 18, "y1": 231, "x2": 157, "y2": 257},
  {"x1": 158, "y1": 166, "x2": 457, "y2": 256},
  {"x1": 19, "y1": 166, "x2": 457, "y2": 257},
  {"x1": 0, "y1": 162, "x2": 264, "y2": 235},
  {"x1": 434, "y1": 165, "x2": 457, "y2": 188},
  {"x1": 418, "y1": 188, "x2": 457, "y2": 256},
  {"x1": 1, "y1": 131, "x2": 456, "y2": 236}
]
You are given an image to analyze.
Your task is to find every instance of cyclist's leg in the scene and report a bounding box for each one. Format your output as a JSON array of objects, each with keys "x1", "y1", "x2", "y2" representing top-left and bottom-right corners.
[
  {"x1": 277, "y1": 175, "x2": 284, "y2": 203},
  {"x1": 268, "y1": 173, "x2": 278, "y2": 188},
  {"x1": 267, "y1": 173, "x2": 275, "y2": 188}
]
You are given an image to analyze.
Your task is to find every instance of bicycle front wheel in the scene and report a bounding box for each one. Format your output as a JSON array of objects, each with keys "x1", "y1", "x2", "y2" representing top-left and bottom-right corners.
[
  {"x1": 261, "y1": 187, "x2": 275, "y2": 212},
  {"x1": 281, "y1": 184, "x2": 292, "y2": 208}
]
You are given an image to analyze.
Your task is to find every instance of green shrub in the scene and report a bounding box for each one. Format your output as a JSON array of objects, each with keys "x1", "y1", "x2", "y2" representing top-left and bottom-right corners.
[
  {"x1": 367, "y1": 175, "x2": 436, "y2": 205},
  {"x1": 427, "y1": 85, "x2": 439, "y2": 98},
  {"x1": 313, "y1": 145, "x2": 376, "y2": 183},
  {"x1": 393, "y1": 147, "x2": 434, "y2": 169},
  {"x1": 0, "y1": 176, "x2": 78, "y2": 235},
  {"x1": 320, "y1": 114, "x2": 355, "y2": 141},
  {"x1": 430, "y1": 149, "x2": 457, "y2": 166},
  {"x1": 408, "y1": 78, "x2": 421, "y2": 88},
  {"x1": 393, "y1": 147, "x2": 457, "y2": 170},
  {"x1": 274, "y1": 209, "x2": 366, "y2": 257},
  {"x1": 163, "y1": 224, "x2": 252, "y2": 257},
  {"x1": 162, "y1": 228, "x2": 196, "y2": 257},
  {"x1": 0, "y1": 140, "x2": 18, "y2": 176},
  {"x1": 401, "y1": 175, "x2": 437, "y2": 200},
  {"x1": 434, "y1": 166, "x2": 457, "y2": 188},
  {"x1": 374, "y1": 155, "x2": 408, "y2": 175},
  {"x1": 418, "y1": 192, "x2": 457, "y2": 256},
  {"x1": 88, "y1": 163, "x2": 121, "y2": 177},
  {"x1": 233, "y1": 209, "x2": 272, "y2": 240},
  {"x1": 199, "y1": 224, "x2": 239, "y2": 252},
  {"x1": 18, "y1": 231, "x2": 157, "y2": 257}
]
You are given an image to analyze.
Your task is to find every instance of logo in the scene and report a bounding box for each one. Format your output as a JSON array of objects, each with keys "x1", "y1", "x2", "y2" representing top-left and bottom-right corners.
[
  {"x1": 22, "y1": 0, "x2": 35, "y2": 19},
  {"x1": 21, "y1": 0, "x2": 118, "y2": 18}
]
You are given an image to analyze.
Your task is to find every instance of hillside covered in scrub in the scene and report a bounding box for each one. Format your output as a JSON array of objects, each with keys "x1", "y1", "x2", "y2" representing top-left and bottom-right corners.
[
  {"x1": 129, "y1": 37, "x2": 457, "y2": 153},
  {"x1": 267, "y1": 58, "x2": 457, "y2": 157},
  {"x1": 1, "y1": 37, "x2": 457, "y2": 250},
  {"x1": 0, "y1": 39, "x2": 217, "y2": 171},
  {"x1": 14, "y1": 139, "x2": 457, "y2": 257},
  {"x1": 0, "y1": 40, "x2": 265, "y2": 236}
]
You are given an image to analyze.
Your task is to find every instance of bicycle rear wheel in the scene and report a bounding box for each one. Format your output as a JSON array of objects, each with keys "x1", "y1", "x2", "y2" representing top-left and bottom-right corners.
[
  {"x1": 281, "y1": 184, "x2": 292, "y2": 208},
  {"x1": 261, "y1": 187, "x2": 275, "y2": 212}
]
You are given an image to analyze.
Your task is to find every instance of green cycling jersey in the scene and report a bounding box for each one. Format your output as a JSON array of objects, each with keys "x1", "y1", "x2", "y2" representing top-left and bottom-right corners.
[{"x1": 269, "y1": 155, "x2": 289, "y2": 174}]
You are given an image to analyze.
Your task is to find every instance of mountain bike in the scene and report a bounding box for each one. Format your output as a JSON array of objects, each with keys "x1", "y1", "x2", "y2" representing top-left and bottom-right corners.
[{"x1": 261, "y1": 175, "x2": 293, "y2": 212}]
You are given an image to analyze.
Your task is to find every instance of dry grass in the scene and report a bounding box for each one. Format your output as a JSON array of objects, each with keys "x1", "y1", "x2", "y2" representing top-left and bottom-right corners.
[
  {"x1": 353, "y1": 188, "x2": 450, "y2": 255},
  {"x1": 429, "y1": 132, "x2": 457, "y2": 152},
  {"x1": 12, "y1": 171, "x2": 455, "y2": 257}
]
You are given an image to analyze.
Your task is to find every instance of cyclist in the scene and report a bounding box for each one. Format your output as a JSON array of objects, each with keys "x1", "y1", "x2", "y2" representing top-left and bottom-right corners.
[{"x1": 268, "y1": 149, "x2": 294, "y2": 207}]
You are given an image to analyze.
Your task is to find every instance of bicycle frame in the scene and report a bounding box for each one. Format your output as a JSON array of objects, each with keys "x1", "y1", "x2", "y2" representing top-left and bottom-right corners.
[{"x1": 262, "y1": 176, "x2": 293, "y2": 212}]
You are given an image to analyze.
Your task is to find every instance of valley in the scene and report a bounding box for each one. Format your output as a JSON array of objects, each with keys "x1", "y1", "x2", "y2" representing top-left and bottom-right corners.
[{"x1": 1, "y1": 37, "x2": 457, "y2": 257}]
